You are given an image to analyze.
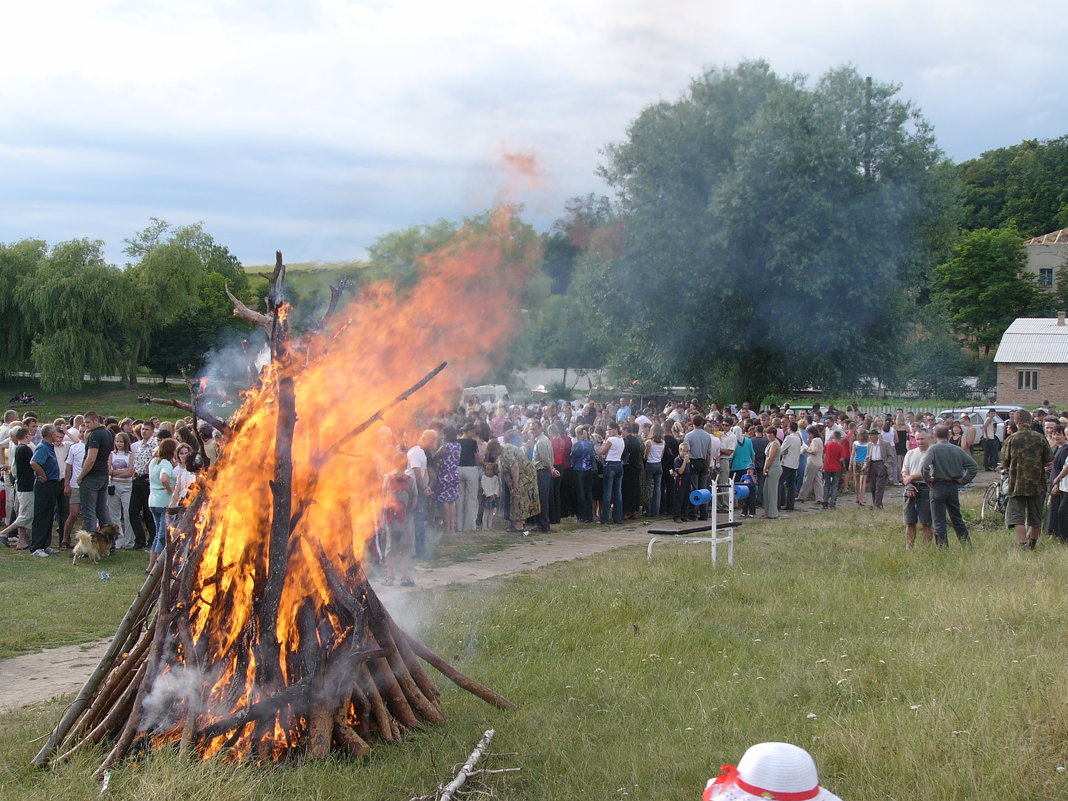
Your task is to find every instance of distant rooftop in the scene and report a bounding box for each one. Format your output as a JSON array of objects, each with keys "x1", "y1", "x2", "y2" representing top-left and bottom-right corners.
[
  {"x1": 1025, "y1": 227, "x2": 1068, "y2": 246},
  {"x1": 994, "y1": 316, "x2": 1068, "y2": 363}
]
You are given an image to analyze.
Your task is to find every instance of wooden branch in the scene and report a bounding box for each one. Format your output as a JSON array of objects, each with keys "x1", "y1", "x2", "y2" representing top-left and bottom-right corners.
[
  {"x1": 253, "y1": 375, "x2": 297, "y2": 690},
  {"x1": 196, "y1": 678, "x2": 312, "y2": 742},
  {"x1": 321, "y1": 361, "x2": 448, "y2": 464},
  {"x1": 225, "y1": 280, "x2": 272, "y2": 334},
  {"x1": 267, "y1": 252, "x2": 288, "y2": 362},
  {"x1": 401, "y1": 632, "x2": 515, "y2": 711},
  {"x1": 267, "y1": 251, "x2": 286, "y2": 311},
  {"x1": 439, "y1": 729, "x2": 496, "y2": 801},
  {"x1": 147, "y1": 397, "x2": 229, "y2": 435},
  {"x1": 319, "y1": 278, "x2": 350, "y2": 329},
  {"x1": 94, "y1": 533, "x2": 175, "y2": 776},
  {"x1": 290, "y1": 361, "x2": 448, "y2": 531},
  {"x1": 32, "y1": 556, "x2": 164, "y2": 767}
]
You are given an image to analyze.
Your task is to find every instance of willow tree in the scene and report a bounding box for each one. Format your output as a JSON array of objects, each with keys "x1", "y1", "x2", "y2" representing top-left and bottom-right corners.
[
  {"x1": 16, "y1": 239, "x2": 127, "y2": 391},
  {"x1": 584, "y1": 61, "x2": 953, "y2": 403},
  {"x1": 0, "y1": 238, "x2": 46, "y2": 376}
]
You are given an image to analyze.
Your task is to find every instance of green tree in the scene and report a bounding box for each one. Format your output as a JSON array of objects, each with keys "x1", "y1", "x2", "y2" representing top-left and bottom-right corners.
[
  {"x1": 895, "y1": 308, "x2": 971, "y2": 399},
  {"x1": 541, "y1": 194, "x2": 614, "y2": 294},
  {"x1": 121, "y1": 220, "x2": 248, "y2": 384},
  {"x1": 1054, "y1": 259, "x2": 1068, "y2": 313},
  {"x1": 16, "y1": 239, "x2": 127, "y2": 391},
  {"x1": 959, "y1": 136, "x2": 1068, "y2": 236},
  {"x1": 586, "y1": 61, "x2": 951, "y2": 403},
  {"x1": 0, "y1": 239, "x2": 46, "y2": 375},
  {"x1": 932, "y1": 227, "x2": 1049, "y2": 355},
  {"x1": 365, "y1": 219, "x2": 459, "y2": 288},
  {"x1": 143, "y1": 272, "x2": 257, "y2": 381}
]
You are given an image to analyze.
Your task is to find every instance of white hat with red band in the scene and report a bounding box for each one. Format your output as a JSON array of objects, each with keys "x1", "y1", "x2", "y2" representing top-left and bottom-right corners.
[{"x1": 702, "y1": 742, "x2": 843, "y2": 801}]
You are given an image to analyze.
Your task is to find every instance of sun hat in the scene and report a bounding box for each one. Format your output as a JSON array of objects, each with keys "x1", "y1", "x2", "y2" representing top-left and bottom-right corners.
[{"x1": 702, "y1": 742, "x2": 843, "y2": 801}]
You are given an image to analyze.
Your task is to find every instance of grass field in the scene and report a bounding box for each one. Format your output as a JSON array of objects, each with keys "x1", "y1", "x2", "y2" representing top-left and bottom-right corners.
[
  {"x1": 0, "y1": 378, "x2": 188, "y2": 424},
  {"x1": 2, "y1": 495, "x2": 1067, "y2": 800}
]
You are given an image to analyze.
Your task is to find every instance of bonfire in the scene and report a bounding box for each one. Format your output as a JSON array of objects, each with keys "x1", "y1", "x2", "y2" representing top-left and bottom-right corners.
[{"x1": 33, "y1": 209, "x2": 533, "y2": 772}]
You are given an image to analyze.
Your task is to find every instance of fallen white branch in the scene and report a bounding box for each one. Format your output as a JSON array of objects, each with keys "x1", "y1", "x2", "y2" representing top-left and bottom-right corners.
[{"x1": 440, "y1": 729, "x2": 495, "y2": 801}]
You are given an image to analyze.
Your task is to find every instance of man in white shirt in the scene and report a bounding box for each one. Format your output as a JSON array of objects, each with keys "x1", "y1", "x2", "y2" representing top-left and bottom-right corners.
[
  {"x1": 62, "y1": 430, "x2": 86, "y2": 549},
  {"x1": 981, "y1": 409, "x2": 1000, "y2": 471},
  {"x1": 668, "y1": 403, "x2": 685, "y2": 424},
  {"x1": 778, "y1": 422, "x2": 802, "y2": 511},
  {"x1": 715, "y1": 420, "x2": 736, "y2": 508},
  {"x1": 406, "y1": 430, "x2": 436, "y2": 556},
  {"x1": 900, "y1": 429, "x2": 933, "y2": 549},
  {"x1": 684, "y1": 416, "x2": 714, "y2": 520},
  {"x1": 129, "y1": 423, "x2": 158, "y2": 549}
]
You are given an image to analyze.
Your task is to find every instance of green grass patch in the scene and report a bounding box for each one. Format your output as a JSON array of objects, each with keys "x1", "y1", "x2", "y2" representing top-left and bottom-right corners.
[
  {"x1": 0, "y1": 379, "x2": 184, "y2": 423},
  {"x1": 0, "y1": 549, "x2": 149, "y2": 657},
  {"x1": 2, "y1": 495, "x2": 1067, "y2": 800}
]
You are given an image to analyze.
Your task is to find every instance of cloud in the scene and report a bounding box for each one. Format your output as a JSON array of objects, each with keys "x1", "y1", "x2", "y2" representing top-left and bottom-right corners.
[{"x1": 1, "y1": 0, "x2": 1067, "y2": 264}]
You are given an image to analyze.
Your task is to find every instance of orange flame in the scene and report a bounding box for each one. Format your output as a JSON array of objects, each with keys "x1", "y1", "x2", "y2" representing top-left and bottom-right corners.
[{"x1": 151, "y1": 207, "x2": 537, "y2": 759}]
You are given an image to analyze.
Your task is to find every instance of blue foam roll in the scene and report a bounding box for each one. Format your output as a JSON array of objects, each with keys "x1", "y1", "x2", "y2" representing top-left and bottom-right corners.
[
  {"x1": 734, "y1": 484, "x2": 750, "y2": 500},
  {"x1": 690, "y1": 488, "x2": 713, "y2": 506}
]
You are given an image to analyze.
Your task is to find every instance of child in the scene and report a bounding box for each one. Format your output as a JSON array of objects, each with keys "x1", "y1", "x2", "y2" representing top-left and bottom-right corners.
[
  {"x1": 670, "y1": 440, "x2": 694, "y2": 522},
  {"x1": 381, "y1": 453, "x2": 415, "y2": 587},
  {"x1": 479, "y1": 461, "x2": 500, "y2": 530},
  {"x1": 737, "y1": 465, "x2": 758, "y2": 518}
]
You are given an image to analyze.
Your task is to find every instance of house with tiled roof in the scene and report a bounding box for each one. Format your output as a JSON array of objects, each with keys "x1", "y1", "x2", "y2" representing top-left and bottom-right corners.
[
  {"x1": 994, "y1": 314, "x2": 1068, "y2": 405},
  {"x1": 1024, "y1": 227, "x2": 1068, "y2": 290}
]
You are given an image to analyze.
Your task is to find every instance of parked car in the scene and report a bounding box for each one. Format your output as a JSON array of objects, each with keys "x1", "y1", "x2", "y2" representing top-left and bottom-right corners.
[{"x1": 937, "y1": 405, "x2": 1022, "y2": 441}]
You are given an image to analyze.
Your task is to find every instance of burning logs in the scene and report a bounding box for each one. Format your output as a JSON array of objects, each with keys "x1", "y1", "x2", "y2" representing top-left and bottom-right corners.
[
  {"x1": 33, "y1": 442, "x2": 512, "y2": 771},
  {"x1": 33, "y1": 252, "x2": 514, "y2": 772}
]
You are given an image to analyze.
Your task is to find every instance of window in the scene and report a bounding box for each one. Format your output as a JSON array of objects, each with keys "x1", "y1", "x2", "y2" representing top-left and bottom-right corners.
[
  {"x1": 1039, "y1": 268, "x2": 1054, "y2": 287},
  {"x1": 1017, "y1": 370, "x2": 1039, "y2": 391}
]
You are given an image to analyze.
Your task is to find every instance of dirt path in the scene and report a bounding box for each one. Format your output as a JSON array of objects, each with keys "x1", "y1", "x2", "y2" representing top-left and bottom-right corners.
[{"x1": 0, "y1": 522, "x2": 665, "y2": 712}]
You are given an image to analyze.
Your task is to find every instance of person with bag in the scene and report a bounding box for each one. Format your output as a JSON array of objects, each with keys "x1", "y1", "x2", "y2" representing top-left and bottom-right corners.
[{"x1": 381, "y1": 453, "x2": 416, "y2": 586}]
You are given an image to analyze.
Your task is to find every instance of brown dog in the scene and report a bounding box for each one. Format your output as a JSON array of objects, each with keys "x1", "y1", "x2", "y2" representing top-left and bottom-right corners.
[{"x1": 71, "y1": 524, "x2": 120, "y2": 564}]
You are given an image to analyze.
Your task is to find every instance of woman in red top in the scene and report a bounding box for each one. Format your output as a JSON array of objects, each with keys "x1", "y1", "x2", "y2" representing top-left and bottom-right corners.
[{"x1": 821, "y1": 431, "x2": 849, "y2": 509}]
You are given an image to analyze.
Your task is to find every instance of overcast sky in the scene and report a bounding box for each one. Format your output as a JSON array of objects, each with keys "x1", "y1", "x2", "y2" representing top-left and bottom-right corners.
[{"x1": 2, "y1": 0, "x2": 1066, "y2": 266}]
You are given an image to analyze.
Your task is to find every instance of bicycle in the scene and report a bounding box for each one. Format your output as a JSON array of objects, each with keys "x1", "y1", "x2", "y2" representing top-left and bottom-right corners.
[{"x1": 980, "y1": 471, "x2": 1009, "y2": 521}]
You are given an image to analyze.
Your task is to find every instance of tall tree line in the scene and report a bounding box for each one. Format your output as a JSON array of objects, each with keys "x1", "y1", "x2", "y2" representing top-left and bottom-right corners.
[{"x1": 0, "y1": 220, "x2": 253, "y2": 391}]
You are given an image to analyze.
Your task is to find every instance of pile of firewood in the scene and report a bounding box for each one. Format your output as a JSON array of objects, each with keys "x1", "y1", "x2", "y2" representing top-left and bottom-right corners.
[{"x1": 31, "y1": 254, "x2": 512, "y2": 773}]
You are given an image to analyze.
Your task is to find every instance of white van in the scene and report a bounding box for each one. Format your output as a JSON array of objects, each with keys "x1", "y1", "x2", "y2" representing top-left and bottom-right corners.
[{"x1": 937, "y1": 405, "x2": 1022, "y2": 441}]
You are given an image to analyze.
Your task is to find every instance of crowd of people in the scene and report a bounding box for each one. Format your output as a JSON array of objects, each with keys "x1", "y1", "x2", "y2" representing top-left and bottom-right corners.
[
  {"x1": 3, "y1": 394, "x2": 1065, "y2": 572},
  {"x1": 372, "y1": 395, "x2": 1068, "y2": 572},
  {"x1": 0, "y1": 409, "x2": 215, "y2": 565}
]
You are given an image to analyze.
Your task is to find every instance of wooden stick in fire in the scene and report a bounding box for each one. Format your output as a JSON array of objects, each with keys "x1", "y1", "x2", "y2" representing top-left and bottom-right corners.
[
  {"x1": 31, "y1": 556, "x2": 165, "y2": 767},
  {"x1": 147, "y1": 396, "x2": 229, "y2": 436}
]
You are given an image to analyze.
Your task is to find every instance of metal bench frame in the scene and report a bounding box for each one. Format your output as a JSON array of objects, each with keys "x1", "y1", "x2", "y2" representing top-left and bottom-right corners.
[{"x1": 646, "y1": 484, "x2": 740, "y2": 565}]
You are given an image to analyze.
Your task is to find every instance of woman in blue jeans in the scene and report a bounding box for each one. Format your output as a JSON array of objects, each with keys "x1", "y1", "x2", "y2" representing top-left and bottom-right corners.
[
  {"x1": 570, "y1": 425, "x2": 596, "y2": 523},
  {"x1": 644, "y1": 423, "x2": 666, "y2": 516},
  {"x1": 145, "y1": 438, "x2": 178, "y2": 574},
  {"x1": 599, "y1": 421, "x2": 625, "y2": 524}
]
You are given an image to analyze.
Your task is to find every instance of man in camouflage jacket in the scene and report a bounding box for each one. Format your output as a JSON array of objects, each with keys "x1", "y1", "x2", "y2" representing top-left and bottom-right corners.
[{"x1": 1000, "y1": 409, "x2": 1053, "y2": 550}]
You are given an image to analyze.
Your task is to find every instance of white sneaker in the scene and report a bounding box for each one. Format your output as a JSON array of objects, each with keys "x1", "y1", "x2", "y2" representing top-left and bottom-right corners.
[{"x1": 32, "y1": 549, "x2": 50, "y2": 558}]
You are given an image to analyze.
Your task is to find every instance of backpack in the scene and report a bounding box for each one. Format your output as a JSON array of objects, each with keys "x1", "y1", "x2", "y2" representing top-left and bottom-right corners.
[{"x1": 384, "y1": 473, "x2": 413, "y2": 524}]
